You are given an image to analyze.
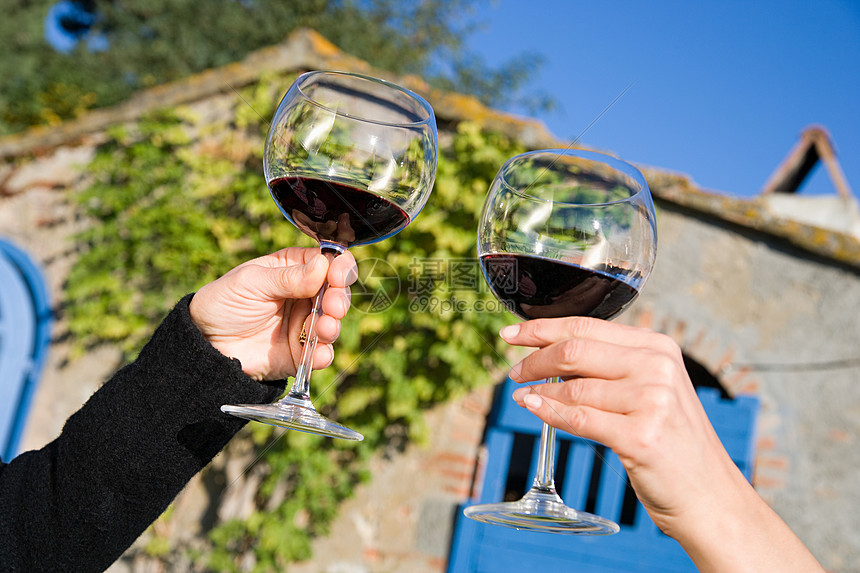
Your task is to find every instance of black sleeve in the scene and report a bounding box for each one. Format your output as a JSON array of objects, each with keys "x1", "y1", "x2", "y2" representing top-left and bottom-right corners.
[{"x1": 0, "y1": 294, "x2": 285, "y2": 573}]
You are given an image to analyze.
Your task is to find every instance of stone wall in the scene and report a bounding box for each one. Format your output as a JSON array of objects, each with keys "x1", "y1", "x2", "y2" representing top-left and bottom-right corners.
[{"x1": 640, "y1": 203, "x2": 860, "y2": 572}]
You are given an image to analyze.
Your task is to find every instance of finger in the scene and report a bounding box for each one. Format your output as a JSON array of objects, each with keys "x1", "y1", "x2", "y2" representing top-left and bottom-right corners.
[
  {"x1": 321, "y1": 286, "x2": 351, "y2": 319},
  {"x1": 512, "y1": 378, "x2": 635, "y2": 415},
  {"x1": 311, "y1": 343, "x2": 335, "y2": 369},
  {"x1": 298, "y1": 310, "x2": 341, "y2": 344},
  {"x1": 516, "y1": 390, "x2": 630, "y2": 447},
  {"x1": 285, "y1": 298, "x2": 312, "y2": 371},
  {"x1": 328, "y1": 251, "x2": 358, "y2": 288},
  {"x1": 508, "y1": 337, "x2": 641, "y2": 383},
  {"x1": 283, "y1": 317, "x2": 335, "y2": 373},
  {"x1": 501, "y1": 317, "x2": 675, "y2": 354},
  {"x1": 254, "y1": 254, "x2": 328, "y2": 300},
  {"x1": 314, "y1": 314, "x2": 341, "y2": 344},
  {"x1": 239, "y1": 247, "x2": 318, "y2": 269}
]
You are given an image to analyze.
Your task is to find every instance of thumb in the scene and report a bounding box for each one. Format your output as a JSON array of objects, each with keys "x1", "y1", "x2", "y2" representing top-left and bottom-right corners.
[{"x1": 256, "y1": 254, "x2": 328, "y2": 300}]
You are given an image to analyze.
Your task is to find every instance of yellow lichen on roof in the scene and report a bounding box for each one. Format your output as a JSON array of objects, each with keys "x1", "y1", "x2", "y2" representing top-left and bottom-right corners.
[
  {"x1": 647, "y1": 169, "x2": 860, "y2": 267},
  {"x1": 1, "y1": 27, "x2": 857, "y2": 268}
]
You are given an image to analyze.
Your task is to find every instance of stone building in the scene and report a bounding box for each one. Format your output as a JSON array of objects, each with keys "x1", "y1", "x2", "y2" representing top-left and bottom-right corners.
[{"x1": 1, "y1": 29, "x2": 859, "y2": 572}]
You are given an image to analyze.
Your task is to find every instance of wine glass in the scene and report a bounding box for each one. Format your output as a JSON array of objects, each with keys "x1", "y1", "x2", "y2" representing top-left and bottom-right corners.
[
  {"x1": 465, "y1": 149, "x2": 657, "y2": 533},
  {"x1": 222, "y1": 71, "x2": 438, "y2": 441}
]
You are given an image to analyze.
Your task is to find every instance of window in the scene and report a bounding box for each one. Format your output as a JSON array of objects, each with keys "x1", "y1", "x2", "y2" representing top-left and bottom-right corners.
[{"x1": 449, "y1": 355, "x2": 759, "y2": 572}]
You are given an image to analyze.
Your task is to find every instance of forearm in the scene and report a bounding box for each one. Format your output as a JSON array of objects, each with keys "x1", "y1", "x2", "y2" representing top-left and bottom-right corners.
[
  {"x1": 0, "y1": 294, "x2": 284, "y2": 572},
  {"x1": 671, "y1": 469, "x2": 824, "y2": 573}
]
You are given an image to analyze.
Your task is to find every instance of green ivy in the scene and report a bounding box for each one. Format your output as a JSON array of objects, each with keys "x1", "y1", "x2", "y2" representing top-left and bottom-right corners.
[{"x1": 66, "y1": 81, "x2": 525, "y2": 570}]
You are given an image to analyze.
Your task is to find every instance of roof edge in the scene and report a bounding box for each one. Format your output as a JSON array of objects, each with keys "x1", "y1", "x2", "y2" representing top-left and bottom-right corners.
[
  {"x1": 0, "y1": 28, "x2": 559, "y2": 159},
  {"x1": 647, "y1": 170, "x2": 860, "y2": 268},
  {"x1": 2, "y1": 28, "x2": 857, "y2": 268}
]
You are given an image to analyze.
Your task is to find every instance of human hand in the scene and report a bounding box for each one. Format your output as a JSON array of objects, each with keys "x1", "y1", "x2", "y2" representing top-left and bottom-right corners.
[
  {"x1": 502, "y1": 317, "x2": 747, "y2": 537},
  {"x1": 503, "y1": 317, "x2": 824, "y2": 572},
  {"x1": 189, "y1": 248, "x2": 357, "y2": 381}
]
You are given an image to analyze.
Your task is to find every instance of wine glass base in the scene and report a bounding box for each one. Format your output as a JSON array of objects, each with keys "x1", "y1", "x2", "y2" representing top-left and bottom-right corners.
[
  {"x1": 221, "y1": 401, "x2": 364, "y2": 441},
  {"x1": 464, "y1": 490, "x2": 619, "y2": 535}
]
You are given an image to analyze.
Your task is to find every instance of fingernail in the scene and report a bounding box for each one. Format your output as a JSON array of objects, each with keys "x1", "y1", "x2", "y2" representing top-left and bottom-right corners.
[
  {"x1": 500, "y1": 324, "x2": 520, "y2": 340},
  {"x1": 320, "y1": 344, "x2": 334, "y2": 367},
  {"x1": 310, "y1": 254, "x2": 327, "y2": 272},
  {"x1": 508, "y1": 361, "x2": 523, "y2": 382},
  {"x1": 345, "y1": 265, "x2": 359, "y2": 285},
  {"x1": 512, "y1": 387, "x2": 527, "y2": 403},
  {"x1": 523, "y1": 393, "x2": 542, "y2": 409}
]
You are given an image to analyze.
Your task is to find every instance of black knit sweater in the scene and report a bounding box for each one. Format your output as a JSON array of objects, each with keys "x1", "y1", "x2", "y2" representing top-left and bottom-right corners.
[{"x1": 0, "y1": 295, "x2": 285, "y2": 572}]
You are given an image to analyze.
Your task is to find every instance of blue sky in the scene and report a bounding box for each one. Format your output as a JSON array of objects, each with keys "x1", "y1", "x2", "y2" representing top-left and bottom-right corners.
[{"x1": 467, "y1": 0, "x2": 860, "y2": 199}]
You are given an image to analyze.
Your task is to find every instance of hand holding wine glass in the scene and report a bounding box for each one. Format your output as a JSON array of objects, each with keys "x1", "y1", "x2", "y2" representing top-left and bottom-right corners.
[
  {"x1": 465, "y1": 149, "x2": 657, "y2": 534},
  {"x1": 502, "y1": 318, "x2": 825, "y2": 572},
  {"x1": 222, "y1": 71, "x2": 437, "y2": 440},
  {"x1": 503, "y1": 317, "x2": 722, "y2": 535},
  {"x1": 190, "y1": 247, "x2": 357, "y2": 380}
]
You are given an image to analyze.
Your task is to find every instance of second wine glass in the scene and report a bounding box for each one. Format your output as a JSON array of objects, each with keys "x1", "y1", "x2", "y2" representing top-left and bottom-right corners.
[
  {"x1": 465, "y1": 148, "x2": 657, "y2": 533},
  {"x1": 222, "y1": 71, "x2": 438, "y2": 441}
]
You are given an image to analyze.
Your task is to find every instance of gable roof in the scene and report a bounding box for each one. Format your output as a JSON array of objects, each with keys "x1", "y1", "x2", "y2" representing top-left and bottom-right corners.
[{"x1": 761, "y1": 125, "x2": 853, "y2": 198}]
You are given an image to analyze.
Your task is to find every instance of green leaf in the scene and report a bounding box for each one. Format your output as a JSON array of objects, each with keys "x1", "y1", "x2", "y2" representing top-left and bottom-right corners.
[{"x1": 65, "y1": 105, "x2": 523, "y2": 567}]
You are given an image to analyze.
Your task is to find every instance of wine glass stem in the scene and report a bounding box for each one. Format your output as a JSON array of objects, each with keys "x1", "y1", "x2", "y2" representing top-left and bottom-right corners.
[
  {"x1": 532, "y1": 376, "x2": 561, "y2": 491},
  {"x1": 287, "y1": 249, "x2": 337, "y2": 401}
]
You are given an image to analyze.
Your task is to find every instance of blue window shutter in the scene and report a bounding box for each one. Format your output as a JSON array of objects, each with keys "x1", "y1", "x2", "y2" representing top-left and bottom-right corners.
[
  {"x1": 0, "y1": 239, "x2": 52, "y2": 460},
  {"x1": 448, "y1": 378, "x2": 760, "y2": 572}
]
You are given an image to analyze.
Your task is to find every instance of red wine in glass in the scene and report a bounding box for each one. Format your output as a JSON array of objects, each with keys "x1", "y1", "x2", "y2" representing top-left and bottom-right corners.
[
  {"x1": 479, "y1": 253, "x2": 640, "y2": 321},
  {"x1": 269, "y1": 176, "x2": 411, "y2": 248}
]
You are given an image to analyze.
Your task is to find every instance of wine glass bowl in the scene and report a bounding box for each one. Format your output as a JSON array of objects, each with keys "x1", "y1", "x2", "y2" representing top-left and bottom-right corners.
[
  {"x1": 466, "y1": 149, "x2": 657, "y2": 534},
  {"x1": 222, "y1": 71, "x2": 438, "y2": 440},
  {"x1": 265, "y1": 71, "x2": 437, "y2": 252},
  {"x1": 479, "y1": 150, "x2": 655, "y2": 321}
]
